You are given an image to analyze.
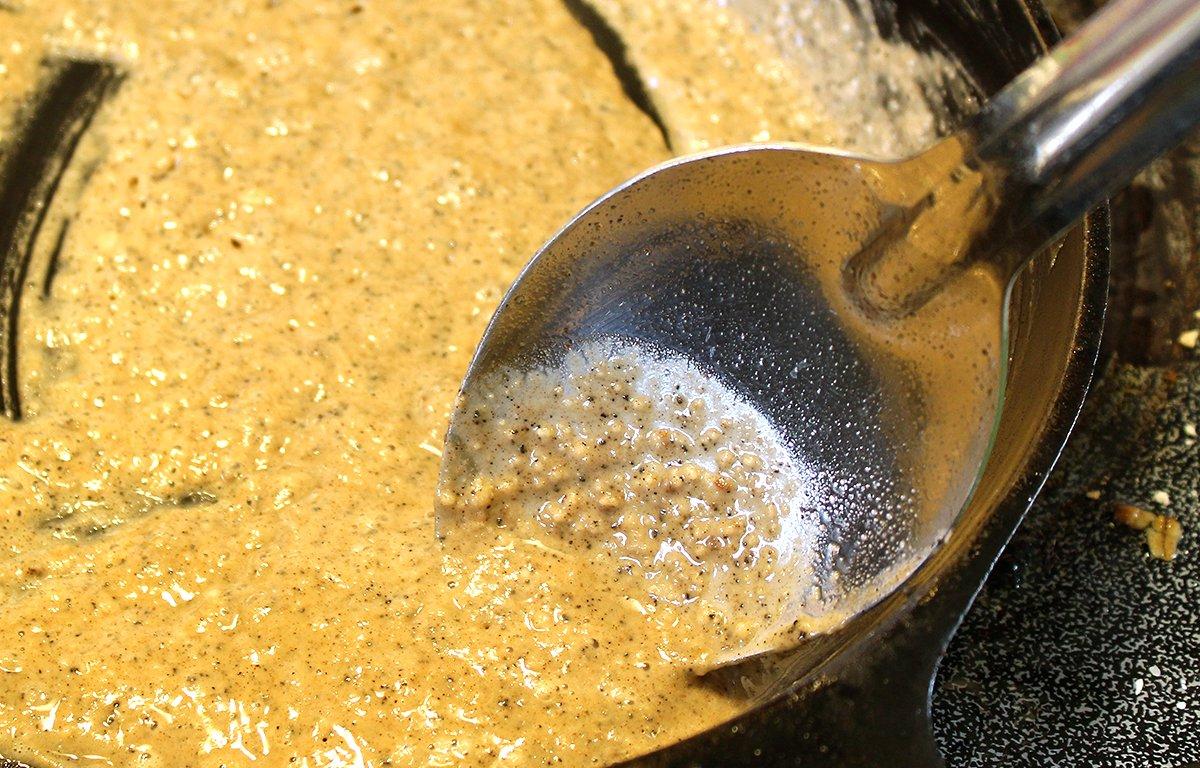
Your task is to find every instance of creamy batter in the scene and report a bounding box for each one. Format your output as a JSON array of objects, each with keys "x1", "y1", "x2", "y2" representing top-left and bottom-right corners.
[
  {"x1": 438, "y1": 341, "x2": 843, "y2": 669},
  {"x1": 0, "y1": 1, "x2": 954, "y2": 765}
]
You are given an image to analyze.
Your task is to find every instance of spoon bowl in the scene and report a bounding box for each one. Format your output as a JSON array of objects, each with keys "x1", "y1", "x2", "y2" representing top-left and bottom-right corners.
[
  {"x1": 439, "y1": 0, "x2": 1200, "y2": 665},
  {"x1": 438, "y1": 141, "x2": 1006, "y2": 662}
]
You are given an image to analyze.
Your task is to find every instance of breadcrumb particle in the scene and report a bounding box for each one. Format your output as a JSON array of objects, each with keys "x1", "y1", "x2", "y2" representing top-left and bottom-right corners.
[{"x1": 1115, "y1": 503, "x2": 1184, "y2": 561}]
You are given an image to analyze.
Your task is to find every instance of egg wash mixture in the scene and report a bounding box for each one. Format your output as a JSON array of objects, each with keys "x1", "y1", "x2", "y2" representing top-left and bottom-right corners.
[{"x1": 0, "y1": 1, "x2": 954, "y2": 765}]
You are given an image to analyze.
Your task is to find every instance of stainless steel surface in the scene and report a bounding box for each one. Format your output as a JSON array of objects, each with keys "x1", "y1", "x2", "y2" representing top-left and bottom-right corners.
[
  {"x1": 439, "y1": 0, "x2": 1196, "y2": 664},
  {"x1": 970, "y1": 0, "x2": 1200, "y2": 272},
  {"x1": 437, "y1": 140, "x2": 1009, "y2": 665},
  {"x1": 849, "y1": 0, "x2": 1200, "y2": 317}
]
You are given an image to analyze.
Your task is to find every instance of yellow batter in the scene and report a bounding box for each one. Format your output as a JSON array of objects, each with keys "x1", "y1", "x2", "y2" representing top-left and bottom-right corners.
[{"x1": 0, "y1": 1, "x2": 952, "y2": 765}]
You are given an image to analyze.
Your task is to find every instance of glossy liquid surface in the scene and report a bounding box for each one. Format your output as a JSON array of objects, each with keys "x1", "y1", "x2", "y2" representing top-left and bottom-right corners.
[{"x1": 0, "y1": 1, "x2": 956, "y2": 764}]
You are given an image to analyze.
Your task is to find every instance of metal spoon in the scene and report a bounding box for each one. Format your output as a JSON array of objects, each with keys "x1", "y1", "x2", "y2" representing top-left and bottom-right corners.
[{"x1": 438, "y1": 0, "x2": 1200, "y2": 664}]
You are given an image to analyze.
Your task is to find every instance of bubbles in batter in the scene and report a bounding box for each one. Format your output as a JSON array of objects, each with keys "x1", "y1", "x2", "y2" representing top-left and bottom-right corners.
[{"x1": 439, "y1": 339, "x2": 840, "y2": 664}]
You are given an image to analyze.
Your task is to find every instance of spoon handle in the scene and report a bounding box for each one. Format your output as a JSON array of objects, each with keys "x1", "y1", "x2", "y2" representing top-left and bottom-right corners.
[{"x1": 970, "y1": 0, "x2": 1200, "y2": 279}]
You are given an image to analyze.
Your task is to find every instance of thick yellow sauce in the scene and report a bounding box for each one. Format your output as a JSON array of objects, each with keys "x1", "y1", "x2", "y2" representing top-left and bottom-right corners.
[{"x1": 0, "y1": 1, "x2": 952, "y2": 765}]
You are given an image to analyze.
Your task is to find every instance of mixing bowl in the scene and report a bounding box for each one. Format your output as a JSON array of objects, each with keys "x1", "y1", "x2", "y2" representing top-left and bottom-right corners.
[{"x1": 0, "y1": 0, "x2": 1107, "y2": 766}]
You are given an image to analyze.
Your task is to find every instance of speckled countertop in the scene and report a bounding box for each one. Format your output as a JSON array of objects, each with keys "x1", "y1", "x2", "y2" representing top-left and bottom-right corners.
[{"x1": 933, "y1": 363, "x2": 1200, "y2": 766}]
